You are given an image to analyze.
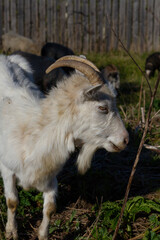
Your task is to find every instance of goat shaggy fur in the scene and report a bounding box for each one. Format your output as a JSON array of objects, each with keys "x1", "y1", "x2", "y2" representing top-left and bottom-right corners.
[
  {"x1": 0, "y1": 54, "x2": 128, "y2": 239},
  {"x1": 2, "y1": 31, "x2": 39, "y2": 54}
]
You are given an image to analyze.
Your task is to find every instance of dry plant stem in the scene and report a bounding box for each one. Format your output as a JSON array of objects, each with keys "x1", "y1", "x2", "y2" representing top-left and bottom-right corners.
[
  {"x1": 120, "y1": 105, "x2": 127, "y2": 120},
  {"x1": 66, "y1": 207, "x2": 90, "y2": 212},
  {"x1": 138, "y1": 78, "x2": 144, "y2": 123},
  {"x1": 143, "y1": 89, "x2": 146, "y2": 111},
  {"x1": 141, "y1": 107, "x2": 145, "y2": 126},
  {"x1": 85, "y1": 198, "x2": 103, "y2": 240},
  {"x1": 143, "y1": 144, "x2": 160, "y2": 154},
  {"x1": 151, "y1": 109, "x2": 160, "y2": 120},
  {"x1": 112, "y1": 74, "x2": 160, "y2": 240},
  {"x1": 128, "y1": 225, "x2": 160, "y2": 240},
  {"x1": 86, "y1": 206, "x2": 101, "y2": 240},
  {"x1": 150, "y1": 109, "x2": 160, "y2": 128}
]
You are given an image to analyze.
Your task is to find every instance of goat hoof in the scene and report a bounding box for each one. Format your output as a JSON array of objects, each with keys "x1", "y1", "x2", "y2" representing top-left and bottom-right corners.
[
  {"x1": 5, "y1": 230, "x2": 18, "y2": 240},
  {"x1": 38, "y1": 235, "x2": 48, "y2": 240},
  {"x1": 38, "y1": 226, "x2": 48, "y2": 240}
]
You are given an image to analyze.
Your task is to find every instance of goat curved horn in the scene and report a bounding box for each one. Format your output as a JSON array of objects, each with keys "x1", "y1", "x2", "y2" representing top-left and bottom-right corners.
[
  {"x1": 56, "y1": 55, "x2": 100, "y2": 72},
  {"x1": 46, "y1": 60, "x2": 103, "y2": 86}
]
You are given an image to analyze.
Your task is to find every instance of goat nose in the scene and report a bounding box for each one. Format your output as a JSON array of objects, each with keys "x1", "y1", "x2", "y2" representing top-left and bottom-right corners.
[{"x1": 124, "y1": 135, "x2": 129, "y2": 145}]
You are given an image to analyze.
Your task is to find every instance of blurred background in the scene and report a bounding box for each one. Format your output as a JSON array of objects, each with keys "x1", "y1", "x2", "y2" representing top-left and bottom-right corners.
[{"x1": 0, "y1": 0, "x2": 160, "y2": 54}]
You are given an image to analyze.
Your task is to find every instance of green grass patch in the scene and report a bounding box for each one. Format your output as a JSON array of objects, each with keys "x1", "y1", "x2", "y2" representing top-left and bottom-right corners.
[
  {"x1": 91, "y1": 196, "x2": 160, "y2": 240},
  {"x1": 86, "y1": 51, "x2": 160, "y2": 109}
]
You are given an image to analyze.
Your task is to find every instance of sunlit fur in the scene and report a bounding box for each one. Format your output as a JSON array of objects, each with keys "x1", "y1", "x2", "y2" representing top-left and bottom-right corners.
[
  {"x1": 2, "y1": 31, "x2": 39, "y2": 54},
  {"x1": 0, "y1": 54, "x2": 128, "y2": 239}
]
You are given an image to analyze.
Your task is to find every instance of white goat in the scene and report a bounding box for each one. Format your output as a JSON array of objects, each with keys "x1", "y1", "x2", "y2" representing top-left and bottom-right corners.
[{"x1": 0, "y1": 55, "x2": 129, "y2": 240}]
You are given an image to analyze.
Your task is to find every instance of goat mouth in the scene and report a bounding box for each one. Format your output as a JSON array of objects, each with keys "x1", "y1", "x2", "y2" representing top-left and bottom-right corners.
[{"x1": 110, "y1": 142, "x2": 122, "y2": 152}]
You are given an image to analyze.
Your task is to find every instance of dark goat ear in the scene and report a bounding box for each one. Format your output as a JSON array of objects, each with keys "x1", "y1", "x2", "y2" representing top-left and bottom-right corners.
[{"x1": 83, "y1": 84, "x2": 102, "y2": 100}]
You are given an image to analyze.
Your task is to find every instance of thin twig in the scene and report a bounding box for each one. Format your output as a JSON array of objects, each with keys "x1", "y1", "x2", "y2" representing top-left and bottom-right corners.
[
  {"x1": 50, "y1": 234, "x2": 63, "y2": 239},
  {"x1": 73, "y1": 196, "x2": 81, "y2": 208},
  {"x1": 29, "y1": 222, "x2": 37, "y2": 231},
  {"x1": 150, "y1": 110, "x2": 160, "y2": 128},
  {"x1": 128, "y1": 225, "x2": 160, "y2": 240},
  {"x1": 141, "y1": 107, "x2": 145, "y2": 126},
  {"x1": 138, "y1": 78, "x2": 144, "y2": 123},
  {"x1": 112, "y1": 73, "x2": 160, "y2": 240},
  {"x1": 85, "y1": 198, "x2": 103, "y2": 240},
  {"x1": 151, "y1": 109, "x2": 160, "y2": 120},
  {"x1": 143, "y1": 144, "x2": 160, "y2": 154},
  {"x1": 86, "y1": 208, "x2": 101, "y2": 240},
  {"x1": 65, "y1": 207, "x2": 91, "y2": 213},
  {"x1": 120, "y1": 105, "x2": 127, "y2": 120},
  {"x1": 143, "y1": 89, "x2": 146, "y2": 112}
]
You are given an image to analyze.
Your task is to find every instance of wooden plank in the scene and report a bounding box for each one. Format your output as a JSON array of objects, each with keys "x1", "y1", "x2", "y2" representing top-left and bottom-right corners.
[
  {"x1": 59, "y1": 0, "x2": 67, "y2": 45},
  {"x1": 89, "y1": 0, "x2": 96, "y2": 52},
  {"x1": 17, "y1": 0, "x2": 24, "y2": 35},
  {"x1": 132, "y1": 0, "x2": 139, "y2": 51},
  {"x1": 147, "y1": 0, "x2": 154, "y2": 52},
  {"x1": 74, "y1": 0, "x2": 82, "y2": 53},
  {"x1": 11, "y1": 0, "x2": 17, "y2": 33},
  {"x1": 56, "y1": 0, "x2": 61, "y2": 43},
  {"x1": 4, "y1": 0, "x2": 10, "y2": 33},
  {"x1": 139, "y1": 0, "x2": 146, "y2": 52},
  {"x1": 47, "y1": 0, "x2": 53, "y2": 42},
  {"x1": 53, "y1": 0, "x2": 58, "y2": 43},
  {"x1": 153, "y1": 0, "x2": 160, "y2": 50},
  {"x1": 104, "y1": 0, "x2": 112, "y2": 51},
  {"x1": 31, "y1": 0, "x2": 38, "y2": 41},
  {"x1": 72, "y1": 0, "x2": 77, "y2": 51},
  {"x1": 82, "y1": 0, "x2": 89, "y2": 53},
  {"x1": 1, "y1": 0, "x2": 158, "y2": 54},
  {"x1": 101, "y1": 0, "x2": 106, "y2": 52},
  {"x1": 0, "y1": 0, "x2": 3, "y2": 43},
  {"x1": 39, "y1": 0, "x2": 46, "y2": 44},
  {"x1": 144, "y1": 0, "x2": 148, "y2": 52},
  {"x1": 96, "y1": 0, "x2": 104, "y2": 52},
  {"x1": 112, "y1": 0, "x2": 119, "y2": 50},
  {"x1": 126, "y1": 0, "x2": 132, "y2": 50},
  {"x1": 119, "y1": 0, "x2": 126, "y2": 48},
  {"x1": 68, "y1": 0, "x2": 74, "y2": 50},
  {"x1": 24, "y1": 0, "x2": 31, "y2": 38}
]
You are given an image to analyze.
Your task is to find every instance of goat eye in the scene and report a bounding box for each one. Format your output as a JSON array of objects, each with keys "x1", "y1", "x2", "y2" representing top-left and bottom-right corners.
[{"x1": 98, "y1": 106, "x2": 109, "y2": 114}]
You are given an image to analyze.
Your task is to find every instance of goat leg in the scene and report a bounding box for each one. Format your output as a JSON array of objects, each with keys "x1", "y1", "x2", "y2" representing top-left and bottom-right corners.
[{"x1": 38, "y1": 177, "x2": 57, "y2": 240}]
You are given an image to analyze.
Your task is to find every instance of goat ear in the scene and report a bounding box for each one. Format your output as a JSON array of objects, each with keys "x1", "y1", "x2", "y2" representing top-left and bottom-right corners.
[{"x1": 83, "y1": 84, "x2": 102, "y2": 100}]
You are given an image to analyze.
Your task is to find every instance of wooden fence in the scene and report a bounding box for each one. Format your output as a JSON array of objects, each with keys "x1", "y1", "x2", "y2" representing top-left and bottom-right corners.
[{"x1": 0, "y1": 0, "x2": 160, "y2": 53}]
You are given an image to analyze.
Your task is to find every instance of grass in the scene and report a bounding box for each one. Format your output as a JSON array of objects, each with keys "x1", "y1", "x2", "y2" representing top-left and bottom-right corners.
[
  {"x1": 87, "y1": 51, "x2": 159, "y2": 106},
  {"x1": 0, "y1": 50, "x2": 159, "y2": 239},
  {"x1": 91, "y1": 196, "x2": 160, "y2": 240}
]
